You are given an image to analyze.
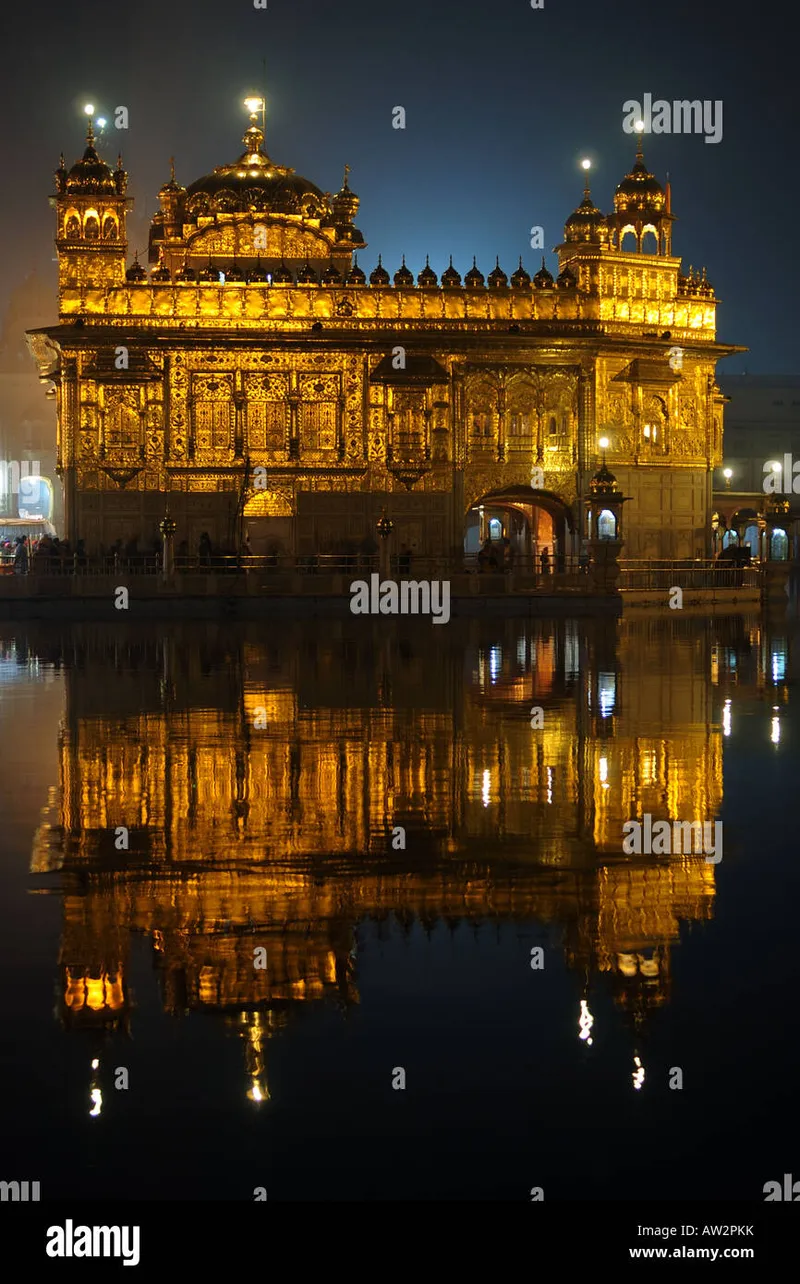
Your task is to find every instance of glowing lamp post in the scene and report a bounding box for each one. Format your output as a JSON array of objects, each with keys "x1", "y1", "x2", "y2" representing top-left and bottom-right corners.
[
  {"x1": 376, "y1": 509, "x2": 393, "y2": 579},
  {"x1": 723, "y1": 467, "x2": 733, "y2": 490},
  {"x1": 159, "y1": 511, "x2": 177, "y2": 582}
]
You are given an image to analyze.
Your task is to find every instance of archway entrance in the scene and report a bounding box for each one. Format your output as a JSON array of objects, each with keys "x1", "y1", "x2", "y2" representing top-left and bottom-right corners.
[
  {"x1": 242, "y1": 489, "x2": 294, "y2": 555},
  {"x1": 464, "y1": 486, "x2": 575, "y2": 571}
]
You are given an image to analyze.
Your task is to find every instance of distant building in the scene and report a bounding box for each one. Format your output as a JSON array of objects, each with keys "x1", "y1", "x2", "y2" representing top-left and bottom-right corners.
[
  {"x1": 27, "y1": 106, "x2": 742, "y2": 560},
  {"x1": 713, "y1": 376, "x2": 800, "y2": 560}
]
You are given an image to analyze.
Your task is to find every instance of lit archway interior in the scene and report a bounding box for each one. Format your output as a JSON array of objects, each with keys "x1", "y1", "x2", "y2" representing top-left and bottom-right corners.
[{"x1": 464, "y1": 486, "x2": 574, "y2": 569}]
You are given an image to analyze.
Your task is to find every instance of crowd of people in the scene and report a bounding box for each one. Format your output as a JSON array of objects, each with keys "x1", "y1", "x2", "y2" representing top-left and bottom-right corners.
[{"x1": 1, "y1": 533, "x2": 89, "y2": 574}]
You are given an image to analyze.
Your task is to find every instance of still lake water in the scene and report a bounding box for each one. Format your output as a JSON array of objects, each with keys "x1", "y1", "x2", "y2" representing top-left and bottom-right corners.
[{"x1": 0, "y1": 613, "x2": 798, "y2": 1201}]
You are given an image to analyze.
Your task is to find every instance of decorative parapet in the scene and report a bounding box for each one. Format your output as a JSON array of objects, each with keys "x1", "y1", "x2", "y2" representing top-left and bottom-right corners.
[{"x1": 57, "y1": 283, "x2": 717, "y2": 342}]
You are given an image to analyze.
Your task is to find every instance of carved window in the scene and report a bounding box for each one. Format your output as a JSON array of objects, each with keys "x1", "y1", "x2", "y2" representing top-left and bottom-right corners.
[
  {"x1": 301, "y1": 402, "x2": 337, "y2": 452},
  {"x1": 393, "y1": 391, "x2": 425, "y2": 454},
  {"x1": 247, "y1": 403, "x2": 287, "y2": 452},
  {"x1": 84, "y1": 215, "x2": 100, "y2": 241},
  {"x1": 193, "y1": 402, "x2": 232, "y2": 450},
  {"x1": 102, "y1": 216, "x2": 118, "y2": 240},
  {"x1": 104, "y1": 392, "x2": 140, "y2": 451},
  {"x1": 470, "y1": 412, "x2": 492, "y2": 437},
  {"x1": 548, "y1": 415, "x2": 558, "y2": 436},
  {"x1": 65, "y1": 214, "x2": 81, "y2": 239},
  {"x1": 509, "y1": 412, "x2": 530, "y2": 437}
]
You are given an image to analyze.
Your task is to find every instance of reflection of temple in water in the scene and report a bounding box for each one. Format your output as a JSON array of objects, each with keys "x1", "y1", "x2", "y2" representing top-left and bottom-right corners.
[{"x1": 21, "y1": 614, "x2": 753, "y2": 1092}]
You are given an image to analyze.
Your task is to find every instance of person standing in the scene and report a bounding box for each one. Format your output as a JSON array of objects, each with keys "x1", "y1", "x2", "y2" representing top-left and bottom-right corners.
[
  {"x1": 540, "y1": 546, "x2": 550, "y2": 576},
  {"x1": 13, "y1": 535, "x2": 29, "y2": 575}
]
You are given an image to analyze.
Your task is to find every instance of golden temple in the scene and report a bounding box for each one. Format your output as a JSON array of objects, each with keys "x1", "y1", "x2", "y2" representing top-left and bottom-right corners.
[
  {"x1": 26, "y1": 103, "x2": 743, "y2": 561},
  {"x1": 25, "y1": 615, "x2": 734, "y2": 1091}
]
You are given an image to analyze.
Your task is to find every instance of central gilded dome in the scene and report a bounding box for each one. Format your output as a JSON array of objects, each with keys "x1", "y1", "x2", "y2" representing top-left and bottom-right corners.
[{"x1": 184, "y1": 120, "x2": 330, "y2": 221}]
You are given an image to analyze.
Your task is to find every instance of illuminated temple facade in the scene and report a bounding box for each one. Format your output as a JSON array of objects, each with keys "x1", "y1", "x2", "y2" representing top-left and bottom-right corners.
[{"x1": 27, "y1": 107, "x2": 741, "y2": 559}]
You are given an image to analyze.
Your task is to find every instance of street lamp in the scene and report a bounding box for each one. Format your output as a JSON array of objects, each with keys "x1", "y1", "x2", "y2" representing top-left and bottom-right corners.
[
  {"x1": 723, "y1": 467, "x2": 733, "y2": 489},
  {"x1": 598, "y1": 436, "x2": 609, "y2": 467}
]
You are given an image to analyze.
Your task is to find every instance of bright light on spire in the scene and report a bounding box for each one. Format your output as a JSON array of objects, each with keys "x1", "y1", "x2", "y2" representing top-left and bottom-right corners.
[{"x1": 84, "y1": 103, "x2": 95, "y2": 116}]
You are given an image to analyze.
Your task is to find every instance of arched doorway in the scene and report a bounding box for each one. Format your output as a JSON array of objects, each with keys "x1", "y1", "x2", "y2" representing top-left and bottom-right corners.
[
  {"x1": 243, "y1": 488, "x2": 294, "y2": 555},
  {"x1": 464, "y1": 486, "x2": 574, "y2": 571}
]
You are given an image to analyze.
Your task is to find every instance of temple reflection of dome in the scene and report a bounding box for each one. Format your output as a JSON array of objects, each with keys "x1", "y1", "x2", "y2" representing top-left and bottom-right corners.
[{"x1": 243, "y1": 1013, "x2": 269, "y2": 1104}]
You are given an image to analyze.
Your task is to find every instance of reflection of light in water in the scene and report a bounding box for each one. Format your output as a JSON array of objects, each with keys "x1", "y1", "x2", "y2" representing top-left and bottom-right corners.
[
  {"x1": 723, "y1": 699, "x2": 732, "y2": 737},
  {"x1": 91, "y1": 1058, "x2": 99, "y2": 1070},
  {"x1": 632, "y1": 1056, "x2": 645, "y2": 1091},
  {"x1": 89, "y1": 1088, "x2": 102, "y2": 1117},
  {"x1": 599, "y1": 756, "x2": 608, "y2": 787},
  {"x1": 516, "y1": 638, "x2": 526, "y2": 667},
  {"x1": 772, "y1": 649, "x2": 786, "y2": 683},
  {"x1": 598, "y1": 672, "x2": 616, "y2": 717},
  {"x1": 564, "y1": 629, "x2": 580, "y2": 680},
  {"x1": 489, "y1": 647, "x2": 501, "y2": 683},
  {"x1": 771, "y1": 715, "x2": 781, "y2": 746},
  {"x1": 482, "y1": 769, "x2": 491, "y2": 808},
  {"x1": 546, "y1": 766, "x2": 553, "y2": 804},
  {"x1": 579, "y1": 1000, "x2": 594, "y2": 1046}
]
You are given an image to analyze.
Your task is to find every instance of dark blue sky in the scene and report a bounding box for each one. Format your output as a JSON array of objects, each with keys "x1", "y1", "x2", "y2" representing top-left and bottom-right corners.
[{"x1": 1, "y1": 0, "x2": 796, "y2": 372}]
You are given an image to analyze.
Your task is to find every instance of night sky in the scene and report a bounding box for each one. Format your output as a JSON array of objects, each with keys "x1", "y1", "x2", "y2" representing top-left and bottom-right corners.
[{"x1": 0, "y1": 0, "x2": 795, "y2": 372}]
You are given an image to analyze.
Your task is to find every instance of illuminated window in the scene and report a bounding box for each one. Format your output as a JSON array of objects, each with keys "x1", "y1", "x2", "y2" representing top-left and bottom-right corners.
[{"x1": 597, "y1": 509, "x2": 616, "y2": 540}]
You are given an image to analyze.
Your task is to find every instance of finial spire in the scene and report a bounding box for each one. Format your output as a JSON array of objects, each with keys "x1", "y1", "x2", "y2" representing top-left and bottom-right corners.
[
  {"x1": 343, "y1": 162, "x2": 351, "y2": 188},
  {"x1": 635, "y1": 126, "x2": 644, "y2": 162},
  {"x1": 86, "y1": 120, "x2": 95, "y2": 148},
  {"x1": 170, "y1": 156, "x2": 175, "y2": 183}
]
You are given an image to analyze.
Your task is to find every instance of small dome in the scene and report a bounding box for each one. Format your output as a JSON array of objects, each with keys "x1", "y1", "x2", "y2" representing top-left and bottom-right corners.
[
  {"x1": 198, "y1": 259, "x2": 219, "y2": 282},
  {"x1": 125, "y1": 255, "x2": 147, "y2": 283},
  {"x1": 394, "y1": 256, "x2": 414, "y2": 287},
  {"x1": 344, "y1": 255, "x2": 366, "y2": 285},
  {"x1": 272, "y1": 260, "x2": 293, "y2": 284},
  {"x1": 369, "y1": 256, "x2": 390, "y2": 286},
  {"x1": 247, "y1": 258, "x2": 269, "y2": 282},
  {"x1": 297, "y1": 260, "x2": 318, "y2": 284},
  {"x1": 565, "y1": 183, "x2": 609, "y2": 243},
  {"x1": 417, "y1": 256, "x2": 438, "y2": 287},
  {"x1": 225, "y1": 262, "x2": 245, "y2": 281},
  {"x1": 151, "y1": 261, "x2": 171, "y2": 282},
  {"x1": 158, "y1": 160, "x2": 184, "y2": 202},
  {"x1": 557, "y1": 265, "x2": 577, "y2": 289},
  {"x1": 464, "y1": 257, "x2": 485, "y2": 288},
  {"x1": 322, "y1": 262, "x2": 342, "y2": 285},
  {"x1": 175, "y1": 260, "x2": 196, "y2": 283},
  {"x1": 533, "y1": 257, "x2": 554, "y2": 288},
  {"x1": 589, "y1": 462, "x2": 619, "y2": 496},
  {"x1": 613, "y1": 140, "x2": 666, "y2": 214},
  {"x1": 441, "y1": 256, "x2": 462, "y2": 288},
  {"x1": 510, "y1": 258, "x2": 531, "y2": 288},
  {"x1": 332, "y1": 166, "x2": 359, "y2": 224},
  {"x1": 66, "y1": 125, "x2": 117, "y2": 195},
  {"x1": 488, "y1": 258, "x2": 508, "y2": 289}
]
